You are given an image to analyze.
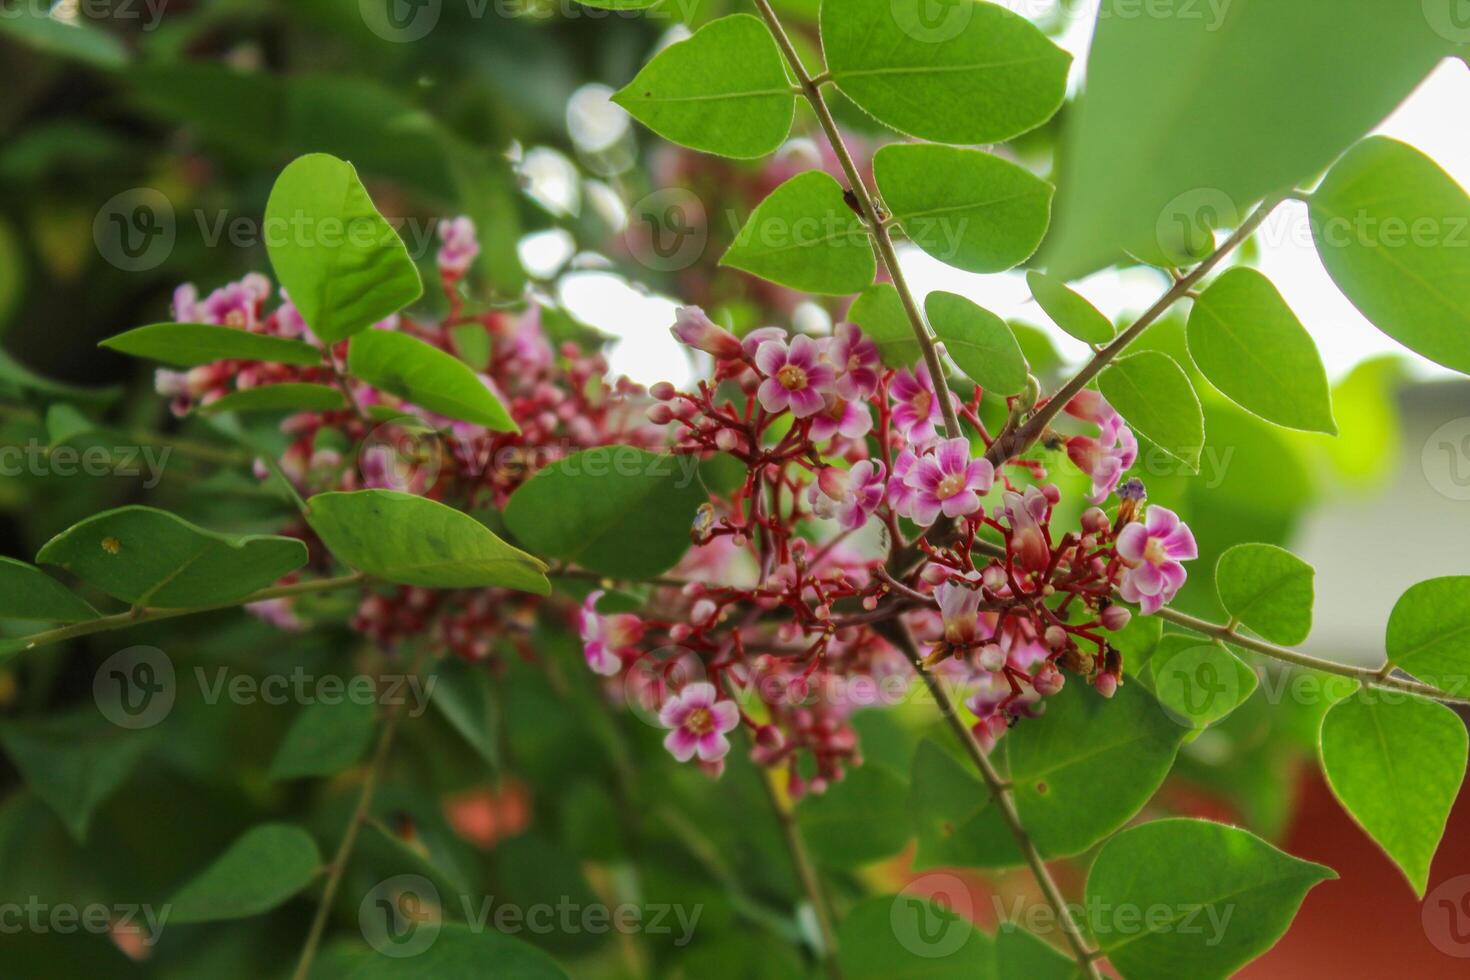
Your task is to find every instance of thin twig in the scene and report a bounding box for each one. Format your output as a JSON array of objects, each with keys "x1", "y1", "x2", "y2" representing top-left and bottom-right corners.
[
  {"x1": 877, "y1": 620, "x2": 1103, "y2": 979},
  {"x1": 756, "y1": 764, "x2": 844, "y2": 980},
  {"x1": 291, "y1": 646, "x2": 431, "y2": 980},
  {"x1": 2, "y1": 573, "x2": 368, "y2": 659},
  {"x1": 750, "y1": 0, "x2": 962, "y2": 442}
]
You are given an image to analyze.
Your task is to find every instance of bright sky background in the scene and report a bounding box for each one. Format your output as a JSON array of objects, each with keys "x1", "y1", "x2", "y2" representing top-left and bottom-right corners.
[{"x1": 538, "y1": 7, "x2": 1470, "y2": 390}]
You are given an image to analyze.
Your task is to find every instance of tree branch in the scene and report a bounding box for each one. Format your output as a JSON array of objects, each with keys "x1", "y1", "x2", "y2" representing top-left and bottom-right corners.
[
  {"x1": 2, "y1": 573, "x2": 368, "y2": 660},
  {"x1": 876, "y1": 619, "x2": 1103, "y2": 978},
  {"x1": 750, "y1": 0, "x2": 962, "y2": 441}
]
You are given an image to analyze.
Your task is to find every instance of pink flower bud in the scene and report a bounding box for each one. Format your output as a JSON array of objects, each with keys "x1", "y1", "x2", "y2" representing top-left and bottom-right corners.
[
  {"x1": 1041, "y1": 484, "x2": 1062, "y2": 505},
  {"x1": 1044, "y1": 625, "x2": 1068, "y2": 649},
  {"x1": 1033, "y1": 664, "x2": 1065, "y2": 697},
  {"x1": 646, "y1": 404, "x2": 674, "y2": 425},
  {"x1": 981, "y1": 565, "x2": 1007, "y2": 592},
  {"x1": 1100, "y1": 604, "x2": 1132, "y2": 632},
  {"x1": 1081, "y1": 507, "x2": 1110, "y2": 536},
  {"x1": 714, "y1": 428, "x2": 742, "y2": 453},
  {"x1": 670, "y1": 306, "x2": 743, "y2": 359},
  {"x1": 650, "y1": 381, "x2": 676, "y2": 401},
  {"x1": 755, "y1": 725, "x2": 785, "y2": 750},
  {"x1": 690, "y1": 599, "x2": 717, "y2": 625},
  {"x1": 1093, "y1": 672, "x2": 1119, "y2": 699},
  {"x1": 978, "y1": 644, "x2": 1006, "y2": 672}
]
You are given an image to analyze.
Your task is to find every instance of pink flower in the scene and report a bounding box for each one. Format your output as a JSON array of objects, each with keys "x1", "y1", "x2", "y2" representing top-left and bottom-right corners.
[
  {"x1": 890, "y1": 364, "x2": 946, "y2": 442},
  {"x1": 740, "y1": 326, "x2": 787, "y2": 359},
  {"x1": 887, "y1": 449, "x2": 920, "y2": 519},
  {"x1": 173, "y1": 273, "x2": 271, "y2": 329},
  {"x1": 755, "y1": 335, "x2": 834, "y2": 418},
  {"x1": 659, "y1": 682, "x2": 740, "y2": 763},
  {"x1": 903, "y1": 437, "x2": 993, "y2": 525},
  {"x1": 808, "y1": 396, "x2": 873, "y2": 443},
  {"x1": 810, "y1": 460, "x2": 886, "y2": 530},
  {"x1": 578, "y1": 591, "x2": 645, "y2": 676},
  {"x1": 437, "y1": 217, "x2": 481, "y2": 278},
  {"x1": 671, "y1": 306, "x2": 744, "y2": 360},
  {"x1": 1116, "y1": 506, "x2": 1197, "y2": 614},
  {"x1": 1000, "y1": 487, "x2": 1052, "y2": 572},
  {"x1": 937, "y1": 579, "x2": 984, "y2": 647},
  {"x1": 826, "y1": 322, "x2": 880, "y2": 400},
  {"x1": 1064, "y1": 392, "x2": 1137, "y2": 503}
]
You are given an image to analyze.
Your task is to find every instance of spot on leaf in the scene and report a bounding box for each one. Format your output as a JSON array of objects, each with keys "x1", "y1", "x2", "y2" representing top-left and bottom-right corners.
[{"x1": 101, "y1": 537, "x2": 122, "y2": 555}]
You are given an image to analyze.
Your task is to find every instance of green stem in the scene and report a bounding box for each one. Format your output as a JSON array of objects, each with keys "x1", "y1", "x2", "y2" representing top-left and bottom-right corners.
[
  {"x1": 290, "y1": 646, "x2": 431, "y2": 980},
  {"x1": 3, "y1": 573, "x2": 367, "y2": 659},
  {"x1": 750, "y1": 0, "x2": 963, "y2": 442},
  {"x1": 878, "y1": 620, "x2": 1103, "y2": 979},
  {"x1": 756, "y1": 765, "x2": 844, "y2": 979}
]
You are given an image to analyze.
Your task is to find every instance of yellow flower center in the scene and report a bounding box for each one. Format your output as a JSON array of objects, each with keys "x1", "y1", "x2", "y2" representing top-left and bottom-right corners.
[
  {"x1": 778, "y1": 364, "x2": 808, "y2": 391},
  {"x1": 1143, "y1": 537, "x2": 1167, "y2": 565},
  {"x1": 937, "y1": 472, "x2": 966, "y2": 498},
  {"x1": 911, "y1": 390, "x2": 932, "y2": 415},
  {"x1": 685, "y1": 707, "x2": 713, "y2": 734}
]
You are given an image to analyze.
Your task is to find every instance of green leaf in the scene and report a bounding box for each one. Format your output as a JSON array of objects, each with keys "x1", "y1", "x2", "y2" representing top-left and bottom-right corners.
[
  {"x1": 837, "y1": 893, "x2": 996, "y2": 979},
  {"x1": 1311, "y1": 137, "x2": 1470, "y2": 376},
  {"x1": 450, "y1": 323, "x2": 491, "y2": 372},
  {"x1": 268, "y1": 698, "x2": 378, "y2": 780},
  {"x1": 44, "y1": 403, "x2": 95, "y2": 447},
  {"x1": 994, "y1": 927, "x2": 1082, "y2": 980},
  {"x1": 168, "y1": 824, "x2": 322, "y2": 924},
  {"x1": 1098, "y1": 352, "x2": 1203, "y2": 472},
  {"x1": 36, "y1": 506, "x2": 308, "y2": 607},
  {"x1": 306, "y1": 490, "x2": 549, "y2": 594},
  {"x1": 431, "y1": 657, "x2": 501, "y2": 771},
  {"x1": 199, "y1": 383, "x2": 348, "y2": 415},
  {"x1": 1047, "y1": 2, "x2": 1449, "y2": 275},
  {"x1": 944, "y1": 681, "x2": 1186, "y2": 866},
  {"x1": 925, "y1": 291, "x2": 1027, "y2": 396},
  {"x1": 795, "y1": 764, "x2": 909, "y2": 868},
  {"x1": 822, "y1": 0, "x2": 1070, "y2": 145},
  {"x1": 1026, "y1": 271, "x2": 1115, "y2": 346},
  {"x1": 0, "y1": 557, "x2": 96, "y2": 623},
  {"x1": 612, "y1": 15, "x2": 795, "y2": 160},
  {"x1": 1216, "y1": 543, "x2": 1315, "y2": 645},
  {"x1": 721, "y1": 172, "x2": 875, "y2": 295},
  {"x1": 1187, "y1": 269, "x2": 1336, "y2": 433},
  {"x1": 346, "y1": 924, "x2": 569, "y2": 979},
  {"x1": 1321, "y1": 690, "x2": 1467, "y2": 897},
  {"x1": 1085, "y1": 819, "x2": 1335, "y2": 980},
  {"x1": 0, "y1": 349, "x2": 122, "y2": 406},
  {"x1": 1144, "y1": 635, "x2": 1258, "y2": 731},
  {"x1": 99, "y1": 323, "x2": 322, "y2": 368},
  {"x1": 848, "y1": 284, "x2": 920, "y2": 368},
  {"x1": 347, "y1": 329, "x2": 516, "y2": 431},
  {"x1": 0, "y1": 7, "x2": 128, "y2": 68},
  {"x1": 264, "y1": 153, "x2": 423, "y2": 344},
  {"x1": 0, "y1": 712, "x2": 156, "y2": 842},
  {"x1": 503, "y1": 447, "x2": 706, "y2": 579},
  {"x1": 874, "y1": 144, "x2": 1053, "y2": 274},
  {"x1": 1386, "y1": 577, "x2": 1470, "y2": 682}
]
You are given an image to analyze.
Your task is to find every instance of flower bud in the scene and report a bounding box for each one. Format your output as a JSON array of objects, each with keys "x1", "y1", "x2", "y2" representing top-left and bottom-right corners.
[
  {"x1": 1093, "y1": 672, "x2": 1119, "y2": 699},
  {"x1": 646, "y1": 403, "x2": 673, "y2": 425},
  {"x1": 978, "y1": 643, "x2": 1006, "y2": 672},
  {"x1": 755, "y1": 725, "x2": 785, "y2": 751},
  {"x1": 981, "y1": 564, "x2": 1007, "y2": 592},
  {"x1": 670, "y1": 306, "x2": 743, "y2": 359},
  {"x1": 650, "y1": 381, "x2": 676, "y2": 401},
  {"x1": 1044, "y1": 625, "x2": 1069, "y2": 650},
  {"x1": 714, "y1": 428, "x2": 742, "y2": 453},
  {"x1": 1081, "y1": 507, "x2": 1110, "y2": 536},
  {"x1": 1100, "y1": 604, "x2": 1132, "y2": 632},
  {"x1": 1033, "y1": 664, "x2": 1065, "y2": 696}
]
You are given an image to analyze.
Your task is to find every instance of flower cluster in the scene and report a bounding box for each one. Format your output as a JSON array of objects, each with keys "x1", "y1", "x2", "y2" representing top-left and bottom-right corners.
[{"x1": 573, "y1": 308, "x2": 1197, "y2": 790}]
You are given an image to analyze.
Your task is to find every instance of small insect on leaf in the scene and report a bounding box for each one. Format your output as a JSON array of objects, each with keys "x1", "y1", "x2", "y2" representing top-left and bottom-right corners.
[{"x1": 101, "y1": 537, "x2": 122, "y2": 555}]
